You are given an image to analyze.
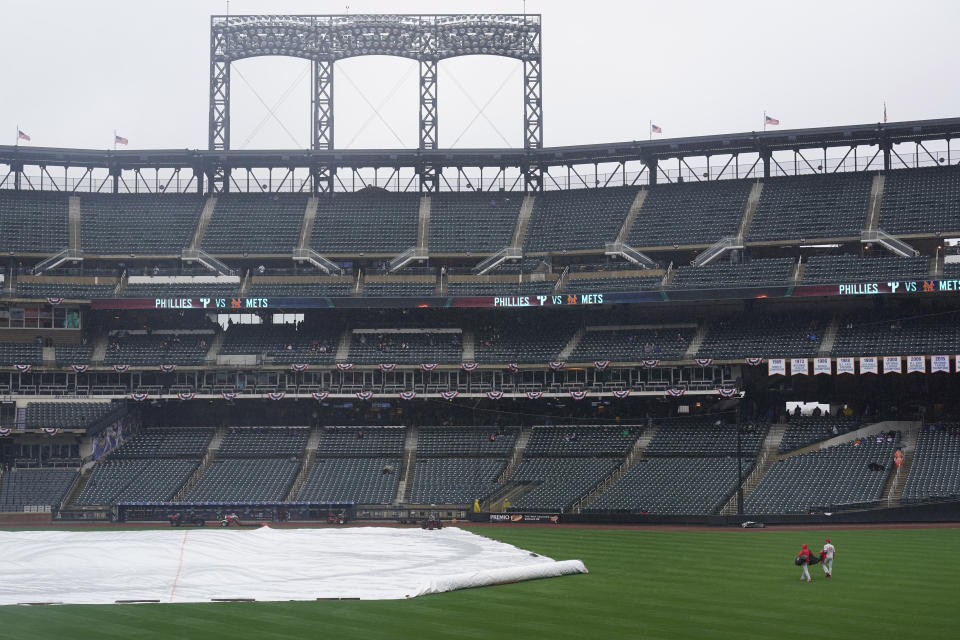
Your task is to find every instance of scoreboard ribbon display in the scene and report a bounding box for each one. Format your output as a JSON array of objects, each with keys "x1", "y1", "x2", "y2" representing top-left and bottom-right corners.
[{"x1": 86, "y1": 278, "x2": 960, "y2": 311}]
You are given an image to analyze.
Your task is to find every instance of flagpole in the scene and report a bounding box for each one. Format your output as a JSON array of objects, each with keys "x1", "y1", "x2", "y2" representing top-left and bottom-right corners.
[
  {"x1": 763, "y1": 111, "x2": 767, "y2": 133},
  {"x1": 15, "y1": 123, "x2": 18, "y2": 147},
  {"x1": 113, "y1": 129, "x2": 117, "y2": 151},
  {"x1": 649, "y1": 120, "x2": 652, "y2": 141}
]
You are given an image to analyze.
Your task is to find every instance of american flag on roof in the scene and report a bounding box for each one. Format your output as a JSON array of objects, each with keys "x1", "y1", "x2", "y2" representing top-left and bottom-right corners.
[
  {"x1": 650, "y1": 123, "x2": 662, "y2": 134},
  {"x1": 115, "y1": 134, "x2": 128, "y2": 145},
  {"x1": 17, "y1": 130, "x2": 30, "y2": 141},
  {"x1": 764, "y1": 114, "x2": 780, "y2": 125}
]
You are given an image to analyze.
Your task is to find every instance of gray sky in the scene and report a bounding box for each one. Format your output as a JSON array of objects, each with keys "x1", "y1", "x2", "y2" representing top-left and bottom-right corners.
[{"x1": 3, "y1": 0, "x2": 959, "y2": 151}]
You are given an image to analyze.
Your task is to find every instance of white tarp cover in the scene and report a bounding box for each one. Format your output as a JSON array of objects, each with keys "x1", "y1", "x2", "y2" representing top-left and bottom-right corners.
[{"x1": 0, "y1": 526, "x2": 587, "y2": 605}]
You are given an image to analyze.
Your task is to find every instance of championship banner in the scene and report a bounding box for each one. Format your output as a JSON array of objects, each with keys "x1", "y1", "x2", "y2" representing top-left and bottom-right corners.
[
  {"x1": 268, "y1": 392, "x2": 286, "y2": 401},
  {"x1": 642, "y1": 359, "x2": 660, "y2": 369},
  {"x1": 71, "y1": 364, "x2": 89, "y2": 373},
  {"x1": 525, "y1": 391, "x2": 543, "y2": 400},
  {"x1": 14, "y1": 364, "x2": 31, "y2": 373},
  {"x1": 336, "y1": 362, "x2": 353, "y2": 371},
  {"x1": 768, "y1": 358, "x2": 786, "y2": 376},
  {"x1": 290, "y1": 364, "x2": 308, "y2": 372},
  {"x1": 665, "y1": 388, "x2": 685, "y2": 397},
  {"x1": 507, "y1": 363, "x2": 520, "y2": 373},
  {"x1": 399, "y1": 391, "x2": 417, "y2": 400},
  {"x1": 695, "y1": 358, "x2": 713, "y2": 367},
  {"x1": 419, "y1": 363, "x2": 438, "y2": 372},
  {"x1": 461, "y1": 362, "x2": 479, "y2": 372},
  {"x1": 593, "y1": 361, "x2": 610, "y2": 370},
  {"x1": 813, "y1": 358, "x2": 832, "y2": 375},
  {"x1": 160, "y1": 364, "x2": 177, "y2": 373},
  {"x1": 130, "y1": 393, "x2": 149, "y2": 402},
  {"x1": 790, "y1": 358, "x2": 808, "y2": 376},
  {"x1": 860, "y1": 357, "x2": 879, "y2": 374},
  {"x1": 548, "y1": 361, "x2": 565, "y2": 371},
  {"x1": 440, "y1": 391, "x2": 459, "y2": 401},
  {"x1": 883, "y1": 356, "x2": 902, "y2": 374},
  {"x1": 177, "y1": 392, "x2": 196, "y2": 401},
  {"x1": 113, "y1": 364, "x2": 130, "y2": 373},
  {"x1": 745, "y1": 357, "x2": 763, "y2": 366},
  {"x1": 312, "y1": 392, "x2": 329, "y2": 401},
  {"x1": 906, "y1": 355, "x2": 926, "y2": 374},
  {"x1": 486, "y1": 390, "x2": 504, "y2": 400},
  {"x1": 931, "y1": 355, "x2": 950, "y2": 373},
  {"x1": 954, "y1": 354, "x2": 960, "y2": 372},
  {"x1": 836, "y1": 357, "x2": 856, "y2": 375},
  {"x1": 356, "y1": 391, "x2": 374, "y2": 401},
  {"x1": 611, "y1": 390, "x2": 631, "y2": 399},
  {"x1": 378, "y1": 363, "x2": 397, "y2": 372},
  {"x1": 569, "y1": 390, "x2": 588, "y2": 401}
]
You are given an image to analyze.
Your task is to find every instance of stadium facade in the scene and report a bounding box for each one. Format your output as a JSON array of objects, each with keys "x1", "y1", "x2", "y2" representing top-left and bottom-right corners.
[{"x1": 1, "y1": 14, "x2": 960, "y2": 527}]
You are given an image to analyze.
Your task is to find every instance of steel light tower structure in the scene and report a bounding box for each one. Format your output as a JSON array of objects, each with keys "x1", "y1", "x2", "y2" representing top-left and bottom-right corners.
[{"x1": 209, "y1": 14, "x2": 543, "y2": 194}]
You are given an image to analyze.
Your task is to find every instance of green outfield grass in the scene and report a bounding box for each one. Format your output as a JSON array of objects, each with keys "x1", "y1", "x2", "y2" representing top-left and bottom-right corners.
[{"x1": 1, "y1": 526, "x2": 957, "y2": 639}]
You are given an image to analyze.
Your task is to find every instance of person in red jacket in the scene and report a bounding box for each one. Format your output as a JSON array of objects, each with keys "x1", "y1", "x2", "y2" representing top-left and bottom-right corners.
[{"x1": 797, "y1": 544, "x2": 813, "y2": 582}]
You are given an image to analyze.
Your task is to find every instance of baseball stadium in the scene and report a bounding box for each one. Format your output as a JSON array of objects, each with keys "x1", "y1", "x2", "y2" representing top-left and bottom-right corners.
[{"x1": 1, "y1": 4, "x2": 959, "y2": 639}]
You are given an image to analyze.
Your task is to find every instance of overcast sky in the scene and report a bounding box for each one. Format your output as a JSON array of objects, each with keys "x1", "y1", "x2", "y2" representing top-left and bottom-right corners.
[{"x1": 3, "y1": 0, "x2": 959, "y2": 152}]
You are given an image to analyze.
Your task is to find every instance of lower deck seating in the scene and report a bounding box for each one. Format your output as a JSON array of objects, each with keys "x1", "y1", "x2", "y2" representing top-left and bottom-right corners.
[
  {"x1": 778, "y1": 417, "x2": 860, "y2": 453},
  {"x1": 508, "y1": 457, "x2": 620, "y2": 512},
  {"x1": 297, "y1": 457, "x2": 401, "y2": 504},
  {"x1": 409, "y1": 458, "x2": 506, "y2": 504},
  {"x1": 186, "y1": 458, "x2": 300, "y2": 502},
  {"x1": 416, "y1": 427, "x2": 518, "y2": 457},
  {"x1": 217, "y1": 427, "x2": 309, "y2": 458},
  {"x1": 75, "y1": 459, "x2": 198, "y2": 505},
  {"x1": 901, "y1": 428, "x2": 960, "y2": 503},
  {"x1": 317, "y1": 427, "x2": 405, "y2": 457},
  {"x1": 587, "y1": 457, "x2": 753, "y2": 514},
  {"x1": 744, "y1": 438, "x2": 895, "y2": 514},
  {"x1": 645, "y1": 418, "x2": 768, "y2": 457},
  {"x1": 0, "y1": 468, "x2": 78, "y2": 512}
]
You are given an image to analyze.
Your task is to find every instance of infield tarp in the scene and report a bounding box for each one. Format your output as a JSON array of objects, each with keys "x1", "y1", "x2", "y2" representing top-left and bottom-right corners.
[{"x1": 0, "y1": 526, "x2": 586, "y2": 605}]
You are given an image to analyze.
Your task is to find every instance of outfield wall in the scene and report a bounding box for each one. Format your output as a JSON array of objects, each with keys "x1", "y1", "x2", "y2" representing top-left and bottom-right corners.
[{"x1": 472, "y1": 500, "x2": 960, "y2": 526}]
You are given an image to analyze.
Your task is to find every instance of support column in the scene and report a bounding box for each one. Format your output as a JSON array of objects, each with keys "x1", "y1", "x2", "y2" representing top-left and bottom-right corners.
[
  {"x1": 208, "y1": 28, "x2": 230, "y2": 194},
  {"x1": 419, "y1": 59, "x2": 439, "y2": 193},
  {"x1": 522, "y1": 57, "x2": 543, "y2": 191},
  {"x1": 762, "y1": 151, "x2": 771, "y2": 179},
  {"x1": 311, "y1": 58, "x2": 335, "y2": 194},
  {"x1": 647, "y1": 158, "x2": 658, "y2": 186}
]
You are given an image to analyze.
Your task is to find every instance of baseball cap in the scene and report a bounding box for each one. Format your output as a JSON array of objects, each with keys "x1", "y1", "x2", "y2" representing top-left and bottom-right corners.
[{"x1": 825, "y1": 538, "x2": 830, "y2": 543}]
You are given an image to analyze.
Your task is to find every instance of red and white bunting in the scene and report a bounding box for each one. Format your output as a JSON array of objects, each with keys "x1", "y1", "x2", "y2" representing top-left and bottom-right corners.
[
  {"x1": 290, "y1": 364, "x2": 308, "y2": 372},
  {"x1": 419, "y1": 363, "x2": 438, "y2": 372},
  {"x1": 399, "y1": 391, "x2": 417, "y2": 400},
  {"x1": 569, "y1": 390, "x2": 588, "y2": 401},
  {"x1": 130, "y1": 392, "x2": 149, "y2": 402},
  {"x1": 695, "y1": 358, "x2": 713, "y2": 367},
  {"x1": 642, "y1": 359, "x2": 660, "y2": 369},
  {"x1": 378, "y1": 363, "x2": 397, "y2": 372},
  {"x1": 356, "y1": 391, "x2": 374, "y2": 401},
  {"x1": 312, "y1": 392, "x2": 329, "y2": 401},
  {"x1": 548, "y1": 361, "x2": 566, "y2": 371},
  {"x1": 745, "y1": 357, "x2": 763, "y2": 366},
  {"x1": 461, "y1": 362, "x2": 479, "y2": 372},
  {"x1": 71, "y1": 364, "x2": 89, "y2": 373},
  {"x1": 525, "y1": 391, "x2": 543, "y2": 400},
  {"x1": 593, "y1": 360, "x2": 610, "y2": 370},
  {"x1": 268, "y1": 392, "x2": 286, "y2": 401},
  {"x1": 336, "y1": 362, "x2": 354, "y2": 371},
  {"x1": 440, "y1": 391, "x2": 459, "y2": 401},
  {"x1": 486, "y1": 390, "x2": 504, "y2": 400},
  {"x1": 611, "y1": 390, "x2": 631, "y2": 399},
  {"x1": 665, "y1": 388, "x2": 685, "y2": 397}
]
